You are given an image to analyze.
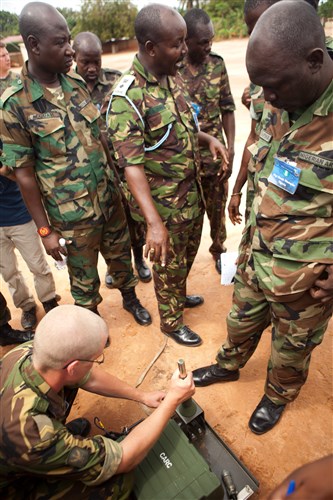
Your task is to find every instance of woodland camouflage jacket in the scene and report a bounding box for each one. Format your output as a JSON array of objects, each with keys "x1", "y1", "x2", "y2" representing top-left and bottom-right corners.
[
  {"x1": 1, "y1": 64, "x2": 117, "y2": 231},
  {"x1": 245, "y1": 79, "x2": 333, "y2": 301},
  {"x1": 179, "y1": 52, "x2": 235, "y2": 174},
  {"x1": 107, "y1": 56, "x2": 204, "y2": 225},
  {"x1": 0, "y1": 342, "x2": 122, "y2": 489}
]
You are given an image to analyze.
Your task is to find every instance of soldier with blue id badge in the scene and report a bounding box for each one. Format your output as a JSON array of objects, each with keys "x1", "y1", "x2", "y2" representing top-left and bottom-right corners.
[{"x1": 192, "y1": 1, "x2": 333, "y2": 435}]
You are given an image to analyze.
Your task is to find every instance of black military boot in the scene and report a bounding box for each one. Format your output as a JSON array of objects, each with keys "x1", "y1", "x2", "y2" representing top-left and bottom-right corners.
[
  {"x1": 42, "y1": 298, "x2": 59, "y2": 314},
  {"x1": 121, "y1": 288, "x2": 152, "y2": 326},
  {"x1": 0, "y1": 323, "x2": 34, "y2": 346},
  {"x1": 133, "y1": 246, "x2": 152, "y2": 283},
  {"x1": 21, "y1": 306, "x2": 37, "y2": 330}
]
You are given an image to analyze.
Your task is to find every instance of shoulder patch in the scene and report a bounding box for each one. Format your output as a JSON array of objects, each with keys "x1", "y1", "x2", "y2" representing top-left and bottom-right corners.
[
  {"x1": 1, "y1": 79, "x2": 24, "y2": 105},
  {"x1": 112, "y1": 74, "x2": 136, "y2": 96},
  {"x1": 32, "y1": 414, "x2": 55, "y2": 441},
  {"x1": 67, "y1": 446, "x2": 90, "y2": 469}
]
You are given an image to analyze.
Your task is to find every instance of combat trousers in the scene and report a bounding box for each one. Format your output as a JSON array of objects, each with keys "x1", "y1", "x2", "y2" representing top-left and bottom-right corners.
[
  {"x1": 200, "y1": 175, "x2": 227, "y2": 260},
  {"x1": 216, "y1": 252, "x2": 332, "y2": 405},
  {"x1": 0, "y1": 220, "x2": 56, "y2": 311},
  {"x1": 155, "y1": 214, "x2": 204, "y2": 333},
  {"x1": 61, "y1": 193, "x2": 138, "y2": 308},
  {"x1": 245, "y1": 163, "x2": 256, "y2": 222}
]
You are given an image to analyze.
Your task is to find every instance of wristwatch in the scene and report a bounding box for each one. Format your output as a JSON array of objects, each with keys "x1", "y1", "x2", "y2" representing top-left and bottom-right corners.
[{"x1": 37, "y1": 225, "x2": 53, "y2": 238}]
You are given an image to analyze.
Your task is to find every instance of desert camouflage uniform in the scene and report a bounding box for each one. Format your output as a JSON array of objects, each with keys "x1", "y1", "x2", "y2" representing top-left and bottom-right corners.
[
  {"x1": 1, "y1": 64, "x2": 138, "y2": 309},
  {"x1": 216, "y1": 80, "x2": 333, "y2": 405},
  {"x1": 86, "y1": 66, "x2": 146, "y2": 252},
  {"x1": 108, "y1": 56, "x2": 204, "y2": 332},
  {"x1": 179, "y1": 53, "x2": 235, "y2": 259},
  {"x1": 0, "y1": 342, "x2": 133, "y2": 499},
  {"x1": 0, "y1": 70, "x2": 19, "y2": 96}
]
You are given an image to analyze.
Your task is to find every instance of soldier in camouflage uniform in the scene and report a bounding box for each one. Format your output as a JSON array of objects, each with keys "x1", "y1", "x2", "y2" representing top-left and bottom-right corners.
[
  {"x1": 0, "y1": 3, "x2": 151, "y2": 325},
  {"x1": 180, "y1": 9, "x2": 235, "y2": 274},
  {"x1": 193, "y1": 1, "x2": 333, "y2": 434},
  {"x1": 73, "y1": 31, "x2": 151, "y2": 285},
  {"x1": 73, "y1": 32, "x2": 121, "y2": 116},
  {"x1": 107, "y1": 5, "x2": 229, "y2": 346},
  {"x1": 0, "y1": 305, "x2": 194, "y2": 497},
  {"x1": 0, "y1": 42, "x2": 19, "y2": 95},
  {"x1": 229, "y1": 0, "x2": 333, "y2": 225}
]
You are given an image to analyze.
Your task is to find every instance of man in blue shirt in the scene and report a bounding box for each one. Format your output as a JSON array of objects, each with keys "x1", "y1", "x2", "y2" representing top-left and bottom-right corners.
[{"x1": 0, "y1": 170, "x2": 59, "y2": 329}]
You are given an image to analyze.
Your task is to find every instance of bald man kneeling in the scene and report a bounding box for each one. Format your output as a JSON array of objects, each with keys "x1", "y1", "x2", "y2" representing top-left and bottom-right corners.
[{"x1": 0, "y1": 305, "x2": 194, "y2": 498}]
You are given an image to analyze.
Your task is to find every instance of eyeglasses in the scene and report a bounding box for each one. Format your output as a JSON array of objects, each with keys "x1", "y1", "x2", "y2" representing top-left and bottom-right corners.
[{"x1": 62, "y1": 352, "x2": 105, "y2": 369}]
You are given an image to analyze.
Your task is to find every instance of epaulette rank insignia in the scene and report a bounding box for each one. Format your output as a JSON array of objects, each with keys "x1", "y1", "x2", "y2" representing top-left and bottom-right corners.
[{"x1": 112, "y1": 75, "x2": 135, "y2": 96}]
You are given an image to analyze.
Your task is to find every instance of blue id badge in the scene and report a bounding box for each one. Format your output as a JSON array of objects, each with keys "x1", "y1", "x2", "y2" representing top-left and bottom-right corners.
[
  {"x1": 268, "y1": 157, "x2": 301, "y2": 194},
  {"x1": 191, "y1": 102, "x2": 201, "y2": 131}
]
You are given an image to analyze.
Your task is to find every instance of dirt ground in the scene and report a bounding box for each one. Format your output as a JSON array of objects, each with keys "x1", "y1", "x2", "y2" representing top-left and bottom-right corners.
[{"x1": 1, "y1": 38, "x2": 332, "y2": 498}]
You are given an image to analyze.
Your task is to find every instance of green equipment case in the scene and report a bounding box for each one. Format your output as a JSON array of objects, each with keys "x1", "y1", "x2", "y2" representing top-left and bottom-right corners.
[{"x1": 134, "y1": 419, "x2": 223, "y2": 499}]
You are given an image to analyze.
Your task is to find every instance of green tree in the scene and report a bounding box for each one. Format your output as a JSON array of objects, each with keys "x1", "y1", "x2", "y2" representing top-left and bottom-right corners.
[
  {"x1": 75, "y1": 0, "x2": 137, "y2": 41},
  {"x1": 58, "y1": 8, "x2": 80, "y2": 34},
  {"x1": 318, "y1": 0, "x2": 333, "y2": 19},
  {"x1": 201, "y1": 0, "x2": 247, "y2": 38},
  {"x1": 0, "y1": 11, "x2": 19, "y2": 38}
]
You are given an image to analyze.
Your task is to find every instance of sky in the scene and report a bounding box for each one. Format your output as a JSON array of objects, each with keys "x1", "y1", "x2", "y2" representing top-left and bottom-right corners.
[{"x1": 2, "y1": 0, "x2": 179, "y2": 15}]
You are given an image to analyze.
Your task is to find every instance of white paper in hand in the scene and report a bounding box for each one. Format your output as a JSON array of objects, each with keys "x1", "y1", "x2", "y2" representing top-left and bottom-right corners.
[{"x1": 220, "y1": 252, "x2": 238, "y2": 285}]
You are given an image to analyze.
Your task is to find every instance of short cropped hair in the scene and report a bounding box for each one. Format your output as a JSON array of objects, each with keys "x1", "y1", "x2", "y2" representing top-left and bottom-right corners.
[
  {"x1": 251, "y1": 0, "x2": 325, "y2": 59},
  {"x1": 303, "y1": 0, "x2": 319, "y2": 10},
  {"x1": 135, "y1": 4, "x2": 164, "y2": 45},
  {"x1": 184, "y1": 9, "x2": 211, "y2": 38},
  {"x1": 73, "y1": 32, "x2": 102, "y2": 54},
  {"x1": 244, "y1": 0, "x2": 280, "y2": 15},
  {"x1": 135, "y1": 3, "x2": 180, "y2": 45},
  {"x1": 19, "y1": 2, "x2": 65, "y2": 46},
  {"x1": 33, "y1": 305, "x2": 109, "y2": 371}
]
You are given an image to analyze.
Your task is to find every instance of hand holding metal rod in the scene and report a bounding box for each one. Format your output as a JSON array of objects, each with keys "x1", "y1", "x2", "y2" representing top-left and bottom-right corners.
[
  {"x1": 177, "y1": 359, "x2": 197, "y2": 417},
  {"x1": 178, "y1": 358, "x2": 187, "y2": 379}
]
